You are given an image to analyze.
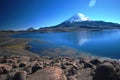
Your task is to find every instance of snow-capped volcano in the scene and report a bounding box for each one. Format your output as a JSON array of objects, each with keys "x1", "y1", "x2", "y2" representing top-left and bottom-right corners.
[
  {"x1": 38, "y1": 12, "x2": 120, "y2": 32},
  {"x1": 66, "y1": 13, "x2": 91, "y2": 23}
]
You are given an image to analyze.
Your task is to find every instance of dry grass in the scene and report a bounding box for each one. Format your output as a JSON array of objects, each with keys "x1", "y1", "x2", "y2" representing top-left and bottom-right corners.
[
  {"x1": 2, "y1": 38, "x2": 30, "y2": 46},
  {"x1": 4, "y1": 44, "x2": 26, "y2": 50},
  {"x1": 0, "y1": 38, "x2": 13, "y2": 43},
  {"x1": 0, "y1": 38, "x2": 31, "y2": 50},
  {"x1": 0, "y1": 31, "x2": 18, "y2": 38}
]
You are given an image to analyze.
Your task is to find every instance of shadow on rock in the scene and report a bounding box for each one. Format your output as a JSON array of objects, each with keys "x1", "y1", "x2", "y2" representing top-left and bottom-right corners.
[{"x1": 93, "y1": 62, "x2": 119, "y2": 80}]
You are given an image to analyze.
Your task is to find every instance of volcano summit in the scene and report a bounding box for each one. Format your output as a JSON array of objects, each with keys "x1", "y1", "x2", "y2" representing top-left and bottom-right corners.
[{"x1": 65, "y1": 13, "x2": 91, "y2": 23}]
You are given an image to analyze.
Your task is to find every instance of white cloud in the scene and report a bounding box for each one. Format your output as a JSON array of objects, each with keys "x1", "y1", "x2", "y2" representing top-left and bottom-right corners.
[{"x1": 89, "y1": 0, "x2": 96, "y2": 7}]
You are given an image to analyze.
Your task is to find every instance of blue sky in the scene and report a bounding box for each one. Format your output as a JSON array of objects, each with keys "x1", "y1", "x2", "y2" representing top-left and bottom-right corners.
[{"x1": 0, "y1": 0, "x2": 120, "y2": 30}]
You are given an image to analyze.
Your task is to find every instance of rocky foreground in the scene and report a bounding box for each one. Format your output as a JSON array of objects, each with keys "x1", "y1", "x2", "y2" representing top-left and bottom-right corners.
[{"x1": 0, "y1": 55, "x2": 120, "y2": 80}]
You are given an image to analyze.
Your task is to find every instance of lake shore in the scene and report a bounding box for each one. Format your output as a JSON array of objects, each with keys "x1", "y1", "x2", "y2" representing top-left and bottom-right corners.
[{"x1": 0, "y1": 31, "x2": 120, "y2": 80}]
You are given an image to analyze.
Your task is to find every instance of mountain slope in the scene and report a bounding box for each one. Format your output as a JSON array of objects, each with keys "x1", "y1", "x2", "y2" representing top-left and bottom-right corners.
[
  {"x1": 58, "y1": 21, "x2": 120, "y2": 28},
  {"x1": 56, "y1": 13, "x2": 120, "y2": 29},
  {"x1": 38, "y1": 13, "x2": 120, "y2": 32}
]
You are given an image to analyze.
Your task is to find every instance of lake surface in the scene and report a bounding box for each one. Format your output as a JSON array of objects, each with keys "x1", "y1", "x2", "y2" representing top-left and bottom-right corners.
[{"x1": 13, "y1": 30, "x2": 120, "y2": 59}]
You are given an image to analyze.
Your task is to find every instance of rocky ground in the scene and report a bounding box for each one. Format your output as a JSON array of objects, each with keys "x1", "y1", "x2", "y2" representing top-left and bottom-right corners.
[{"x1": 0, "y1": 55, "x2": 120, "y2": 80}]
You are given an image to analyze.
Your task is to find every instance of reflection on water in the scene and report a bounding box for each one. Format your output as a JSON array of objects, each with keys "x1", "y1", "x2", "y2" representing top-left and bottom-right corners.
[
  {"x1": 77, "y1": 31, "x2": 89, "y2": 46},
  {"x1": 73, "y1": 30, "x2": 120, "y2": 46},
  {"x1": 13, "y1": 30, "x2": 120, "y2": 59}
]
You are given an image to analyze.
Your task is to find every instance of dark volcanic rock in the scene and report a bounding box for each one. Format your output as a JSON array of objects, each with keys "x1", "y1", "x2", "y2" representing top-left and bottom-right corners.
[
  {"x1": 13, "y1": 71, "x2": 27, "y2": 80},
  {"x1": 93, "y1": 62, "x2": 119, "y2": 80},
  {"x1": 90, "y1": 59, "x2": 102, "y2": 65},
  {"x1": 84, "y1": 63, "x2": 93, "y2": 68},
  {"x1": 31, "y1": 64, "x2": 43, "y2": 73},
  {"x1": 19, "y1": 62, "x2": 27, "y2": 67}
]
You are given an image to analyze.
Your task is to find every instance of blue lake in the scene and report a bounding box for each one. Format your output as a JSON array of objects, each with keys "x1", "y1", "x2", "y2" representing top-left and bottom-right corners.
[{"x1": 13, "y1": 30, "x2": 120, "y2": 59}]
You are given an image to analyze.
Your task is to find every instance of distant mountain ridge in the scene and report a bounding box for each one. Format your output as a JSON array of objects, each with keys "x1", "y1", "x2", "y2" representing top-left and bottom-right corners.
[
  {"x1": 28, "y1": 13, "x2": 120, "y2": 32},
  {"x1": 57, "y1": 20, "x2": 120, "y2": 28}
]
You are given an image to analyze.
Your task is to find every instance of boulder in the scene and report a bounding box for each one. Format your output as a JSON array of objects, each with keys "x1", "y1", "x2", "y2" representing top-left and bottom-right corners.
[
  {"x1": 79, "y1": 57, "x2": 91, "y2": 63},
  {"x1": 76, "y1": 68, "x2": 93, "y2": 80},
  {"x1": 90, "y1": 59, "x2": 101, "y2": 65},
  {"x1": 84, "y1": 63, "x2": 93, "y2": 68},
  {"x1": 31, "y1": 64, "x2": 43, "y2": 73},
  {"x1": 93, "y1": 62, "x2": 119, "y2": 80},
  {"x1": 13, "y1": 71, "x2": 27, "y2": 80},
  {"x1": 0, "y1": 64, "x2": 12, "y2": 74},
  {"x1": 28, "y1": 66, "x2": 67, "y2": 80},
  {"x1": 19, "y1": 62, "x2": 27, "y2": 67}
]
